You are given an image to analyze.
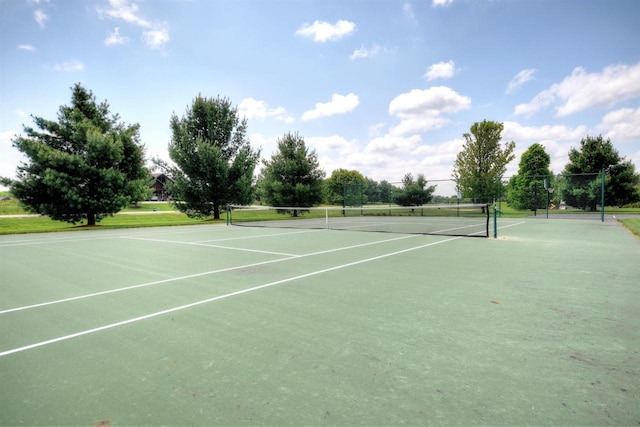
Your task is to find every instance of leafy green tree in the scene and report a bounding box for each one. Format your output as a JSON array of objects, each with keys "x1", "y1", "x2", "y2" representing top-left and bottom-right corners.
[
  {"x1": 2, "y1": 83, "x2": 148, "y2": 226},
  {"x1": 508, "y1": 143, "x2": 552, "y2": 210},
  {"x1": 378, "y1": 180, "x2": 397, "y2": 204},
  {"x1": 364, "y1": 177, "x2": 381, "y2": 203},
  {"x1": 156, "y1": 95, "x2": 260, "y2": 219},
  {"x1": 258, "y1": 132, "x2": 325, "y2": 215},
  {"x1": 452, "y1": 120, "x2": 515, "y2": 203},
  {"x1": 324, "y1": 169, "x2": 367, "y2": 206},
  {"x1": 394, "y1": 173, "x2": 436, "y2": 206},
  {"x1": 562, "y1": 135, "x2": 640, "y2": 210}
]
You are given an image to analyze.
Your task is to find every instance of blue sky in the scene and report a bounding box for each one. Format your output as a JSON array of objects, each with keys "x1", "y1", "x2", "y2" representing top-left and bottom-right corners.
[{"x1": 1, "y1": 0, "x2": 639, "y2": 196}]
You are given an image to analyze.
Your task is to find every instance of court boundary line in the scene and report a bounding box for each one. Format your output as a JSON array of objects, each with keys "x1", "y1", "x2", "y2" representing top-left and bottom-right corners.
[
  {"x1": 120, "y1": 236, "x2": 300, "y2": 257},
  {"x1": 1, "y1": 221, "x2": 526, "y2": 315},
  {"x1": 0, "y1": 233, "x2": 419, "y2": 315},
  {"x1": 0, "y1": 235, "x2": 460, "y2": 357}
]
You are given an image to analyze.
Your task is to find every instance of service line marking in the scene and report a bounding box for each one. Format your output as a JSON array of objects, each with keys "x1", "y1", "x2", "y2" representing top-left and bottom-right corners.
[
  {"x1": 0, "y1": 233, "x2": 418, "y2": 315},
  {"x1": 120, "y1": 236, "x2": 300, "y2": 257},
  {"x1": 0, "y1": 235, "x2": 459, "y2": 357}
]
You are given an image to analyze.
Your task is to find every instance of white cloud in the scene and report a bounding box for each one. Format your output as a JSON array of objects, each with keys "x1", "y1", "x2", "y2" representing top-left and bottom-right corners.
[
  {"x1": 18, "y1": 44, "x2": 36, "y2": 52},
  {"x1": 142, "y1": 28, "x2": 169, "y2": 49},
  {"x1": 501, "y1": 121, "x2": 590, "y2": 175},
  {"x1": 307, "y1": 135, "x2": 359, "y2": 156},
  {"x1": 502, "y1": 121, "x2": 587, "y2": 142},
  {"x1": 388, "y1": 86, "x2": 471, "y2": 135},
  {"x1": 432, "y1": 0, "x2": 453, "y2": 6},
  {"x1": 99, "y1": 0, "x2": 169, "y2": 50},
  {"x1": 515, "y1": 63, "x2": 640, "y2": 117},
  {"x1": 105, "y1": 27, "x2": 129, "y2": 46},
  {"x1": 350, "y1": 44, "x2": 386, "y2": 60},
  {"x1": 34, "y1": 9, "x2": 48, "y2": 28},
  {"x1": 301, "y1": 93, "x2": 360, "y2": 121},
  {"x1": 100, "y1": 0, "x2": 151, "y2": 28},
  {"x1": 424, "y1": 60, "x2": 457, "y2": 81},
  {"x1": 598, "y1": 107, "x2": 640, "y2": 141},
  {"x1": 365, "y1": 134, "x2": 422, "y2": 154},
  {"x1": 295, "y1": 20, "x2": 356, "y2": 42},
  {"x1": 506, "y1": 69, "x2": 536, "y2": 94},
  {"x1": 238, "y1": 98, "x2": 295, "y2": 123},
  {"x1": 53, "y1": 60, "x2": 85, "y2": 72}
]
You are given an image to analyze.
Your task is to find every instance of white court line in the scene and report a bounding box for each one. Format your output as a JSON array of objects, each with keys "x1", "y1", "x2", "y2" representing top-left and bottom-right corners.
[
  {"x1": 0, "y1": 233, "x2": 418, "y2": 315},
  {"x1": 0, "y1": 236, "x2": 459, "y2": 357},
  {"x1": 0, "y1": 225, "x2": 314, "y2": 248},
  {"x1": 120, "y1": 236, "x2": 299, "y2": 257}
]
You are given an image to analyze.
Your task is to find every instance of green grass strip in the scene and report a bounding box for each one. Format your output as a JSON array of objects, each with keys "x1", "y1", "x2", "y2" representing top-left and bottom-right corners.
[
  {"x1": 0, "y1": 213, "x2": 221, "y2": 235},
  {"x1": 620, "y1": 218, "x2": 640, "y2": 238}
]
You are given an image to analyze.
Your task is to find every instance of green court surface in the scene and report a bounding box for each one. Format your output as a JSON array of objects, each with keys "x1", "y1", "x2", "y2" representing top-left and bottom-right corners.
[{"x1": 0, "y1": 218, "x2": 638, "y2": 426}]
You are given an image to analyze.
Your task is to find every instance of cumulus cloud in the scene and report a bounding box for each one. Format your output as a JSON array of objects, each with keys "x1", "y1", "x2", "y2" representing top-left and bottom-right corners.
[
  {"x1": 34, "y1": 9, "x2": 48, "y2": 28},
  {"x1": 18, "y1": 44, "x2": 36, "y2": 52},
  {"x1": 423, "y1": 60, "x2": 457, "y2": 81},
  {"x1": 105, "y1": 27, "x2": 129, "y2": 46},
  {"x1": 99, "y1": 0, "x2": 169, "y2": 49},
  {"x1": 515, "y1": 63, "x2": 640, "y2": 117},
  {"x1": 52, "y1": 60, "x2": 85, "y2": 72},
  {"x1": 502, "y1": 121, "x2": 587, "y2": 142},
  {"x1": 100, "y1": 0, "x2": 151, "y2": 27},
  {"x1": 598, "y1": 107, "x2": 640, "y2": 140},
  {"x1": 506, "y1": 69, "x2": 536, "y2": 94},
  {"x1": 388, "y1": 86, "x2": 471, "y2": 135},
  {"x1": 501, "y1": 121, "x2": 592, "y2": 175},
  {"x1": 432, "y1": 0, "x2": 453, "y2": 6},
  {"x1": 301, "y1": 93, "x2": 360, "y2": 121},
  {"x1": 295, "y1": 20, "x2": 356, "y2": 42},
  {"x1": 238, "y1": 98, "x2": 295, "y2": 123}
]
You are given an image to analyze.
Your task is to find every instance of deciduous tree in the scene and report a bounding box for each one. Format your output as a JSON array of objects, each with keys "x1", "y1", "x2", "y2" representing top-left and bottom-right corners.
[
  {"x1": 452, "y1": 120, "x2": 515, "y2": 203},
  {"x1": 562, "y1": 135, "x2": 639, "y2": 210},
  {"x1": 324, "y1": 169, "x2": 367, "y2": 206}
]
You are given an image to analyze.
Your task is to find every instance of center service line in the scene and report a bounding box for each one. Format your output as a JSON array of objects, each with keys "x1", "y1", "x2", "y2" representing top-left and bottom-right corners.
[{"x1": 0, "y1": 236, "x2": 460, "y2": 357}]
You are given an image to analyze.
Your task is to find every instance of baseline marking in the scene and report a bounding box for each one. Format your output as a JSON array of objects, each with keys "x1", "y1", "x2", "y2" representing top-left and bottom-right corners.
[{"x1": 0, "y1": 236, "x2": 459, "y2": 357}]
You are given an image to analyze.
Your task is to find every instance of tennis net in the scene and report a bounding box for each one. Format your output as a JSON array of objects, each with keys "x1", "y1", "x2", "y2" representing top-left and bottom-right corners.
[{"x1": 227, "y1": 204, "x2": 490, "y2": 237}]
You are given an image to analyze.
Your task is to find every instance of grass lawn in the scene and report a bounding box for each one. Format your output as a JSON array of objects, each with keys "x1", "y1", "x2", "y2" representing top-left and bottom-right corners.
[
  {"x1": 620, "y1": 218, "x2": 640, "y2": 238},
  {"x1": 0, "y1": 212, "x2": 221, "y2": 235}
]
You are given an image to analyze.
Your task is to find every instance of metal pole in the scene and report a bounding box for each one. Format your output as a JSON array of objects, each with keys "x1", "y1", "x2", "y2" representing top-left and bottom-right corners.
[
  {"x1": 545, "y1": 177, "x2": 549, "y2": 219},
  {"x1": 601, "y1": 168, "x2": 605, "y2": 222}
]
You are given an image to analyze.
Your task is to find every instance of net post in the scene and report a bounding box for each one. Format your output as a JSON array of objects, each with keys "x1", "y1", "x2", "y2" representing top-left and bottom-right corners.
[{"x1": 493, "y1": 203, "x2": 497, "y2": 238}]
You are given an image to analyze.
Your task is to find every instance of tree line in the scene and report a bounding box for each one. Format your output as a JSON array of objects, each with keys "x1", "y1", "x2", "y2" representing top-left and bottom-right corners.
[{"x1": 3, "y1": 85, "x2": 639, "y2": 225}]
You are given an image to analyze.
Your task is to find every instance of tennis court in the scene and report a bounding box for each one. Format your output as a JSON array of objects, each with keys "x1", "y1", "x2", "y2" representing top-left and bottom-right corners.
[{"x1": 1, "y1": 215, "x2": 638, "y2": 425}]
